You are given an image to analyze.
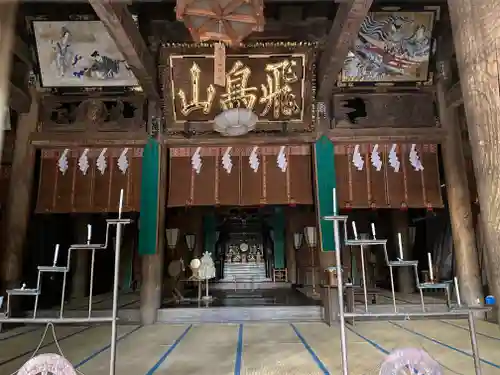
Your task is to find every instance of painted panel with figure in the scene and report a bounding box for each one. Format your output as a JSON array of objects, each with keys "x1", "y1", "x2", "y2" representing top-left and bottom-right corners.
[
  {"x1": 338, "y1": 9, "x2": 438, "y2": 87},
  {"x1": 32, "y1": 21, "x2": 138, "y2": 88}
]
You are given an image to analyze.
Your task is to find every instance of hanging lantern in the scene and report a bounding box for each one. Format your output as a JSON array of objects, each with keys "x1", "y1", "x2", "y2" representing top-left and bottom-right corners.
[{"x1": 176, "y1": 0, "x2": 265, "y2": 46}]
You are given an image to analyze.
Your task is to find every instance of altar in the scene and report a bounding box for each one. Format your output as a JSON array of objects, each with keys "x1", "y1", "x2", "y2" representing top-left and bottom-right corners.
[
  {"x1": 225, "y1": 242, "x2": 264, "y2": 264},
  {"x1": 219, "y1": 234, "x2": 271, "y2": 283}
]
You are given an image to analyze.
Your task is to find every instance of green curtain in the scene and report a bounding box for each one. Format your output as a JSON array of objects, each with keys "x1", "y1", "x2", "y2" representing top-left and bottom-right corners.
[
  {"x1": 314, "y1": 136, "x2": 337, "y2": 252},
  {"x1": 271, "y1": 207, "x2": 285, "y2": 268},
  {"x1": 138, "y1": 138, "x2": 160, "y2": 256},
  {"x1": 203, "y1": 213, "x2": 217, "y2": 255}
]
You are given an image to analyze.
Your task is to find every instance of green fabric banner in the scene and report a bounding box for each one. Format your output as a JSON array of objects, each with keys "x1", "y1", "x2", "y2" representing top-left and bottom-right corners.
[
  {"x1": 314, "y1": 136, "x2": 337, "y2": 252},
  {"x1": 271, "y1": 207, "x2": 286, "y2": 268},
  {"x1": 203, "y1": 213, "x2": 217, "y2": 255},
  {"x1": 138, "y1": 138, "x2": 160, "y2": 256}
]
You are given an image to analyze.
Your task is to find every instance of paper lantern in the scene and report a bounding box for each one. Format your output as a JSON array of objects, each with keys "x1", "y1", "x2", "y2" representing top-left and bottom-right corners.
[{"x1": 214, "y1": 108, "x2": 258, "y2": 136}]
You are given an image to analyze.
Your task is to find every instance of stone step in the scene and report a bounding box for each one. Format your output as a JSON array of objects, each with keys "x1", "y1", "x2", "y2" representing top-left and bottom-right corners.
[
  {"x1": 221, "y1": 275, "x2": 271, "y2": 283},
  {"x1": 224, "y1": 264, "x2": 266, "y2": 269},
  {"x1": 224, "y1": 269, "x2": 266, "y2": 273},
  {"x1": 157, "y1": 305, "x2": 323, "y2": 323},
  {"x1": 224, "y1": 270, "x2": 266, "y2": 275}
]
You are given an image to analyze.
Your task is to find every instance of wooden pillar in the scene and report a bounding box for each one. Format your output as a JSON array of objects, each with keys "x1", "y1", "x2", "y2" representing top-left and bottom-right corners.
[
  {"x1": 71, "y1": 215, "x2": 90, "y2": 299},
  {"x1": 285, "y1": 209, "x2": 297, "y2": 284},
  {"x1": 446, "y1": 2, "x2": 497, "y2": 308},
  {"x1": 392, "y1": 211, "x2": 413, "y2": 294},
  {"x1": 436, "y1": 58, "x2": 484, "y2": 309},
  {"x1": 1, "y1": 87, "x2": 37, "y2": 289},
  {"x1": 140, "y1": 107, "x2": 167, "y2": 325},
  {"x1": 0, "y1": 2, "x2": 18, "y2": 164}
]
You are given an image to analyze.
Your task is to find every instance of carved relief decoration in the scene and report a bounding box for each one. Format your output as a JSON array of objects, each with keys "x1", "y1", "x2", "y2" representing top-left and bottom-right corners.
[
  {"x1": 333, "y1": 93, "x2": 437, "y2": 128},
  {"x1": 38, "y1": 95, "x2": 146, "y2": 132}
]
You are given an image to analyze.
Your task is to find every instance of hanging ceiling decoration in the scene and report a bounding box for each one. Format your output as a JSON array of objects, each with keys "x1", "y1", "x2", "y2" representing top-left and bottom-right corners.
[
  {"x1": 175, "y1": 0, "x2": 265, "y2": 45},
  {"x1": 176, "y1": 0, "x2": 265, "y2": 136}
]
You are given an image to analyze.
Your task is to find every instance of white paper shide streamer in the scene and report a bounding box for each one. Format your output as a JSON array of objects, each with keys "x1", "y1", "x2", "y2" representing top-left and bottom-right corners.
[
  {"x1": 117, "y1": 148, "x2": 129, "y2": 174},
  {"x1": 388, "y1": 144, "x2": 400, "y2": 172},
  {"x1": 57, "y1": 149, "x2": 70, "y2": 175},
  {"x1": 191, "y1": 147, "x2": 202, "y2": 174},
  {"x1": 409, "y1": 144, "x2": 424, "y2": 171},
  {"x1": 249, "y1": 146, "x2": 259, "y2": 172},
  {"x1": 277, "y1": 146, "x2": 287, "y2": 172},
  {"x1": 78, "y1": 148, "x2": 90, "y2": 175},
  {"x1": 370, "y1": 144, "x2": 382, "y2": 171},
  {"x1": 352, "y1": 144, "x2": 364, "y2": 171},
  {"x1": 96, "y1": 148, "x2": 108, "y2": 175},
  {"x1": 222, "y1": 147, "x2": 233, "y2": 174}
]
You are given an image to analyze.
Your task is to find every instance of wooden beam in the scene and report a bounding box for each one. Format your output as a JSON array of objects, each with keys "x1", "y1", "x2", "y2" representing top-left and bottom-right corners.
[
  {"x1": 88, "y1": 0, "x2": 159, "y2": 100},
  {"x1": 14, "y1": 37, "x2": 33, "y2": 68},
  {"x1": 9, "y1": 82, "x2": 31, "y2": 113},
  {"x1": 446, "y1": 81, "x2": 463, "y2": 108},
  {"x1": 317, "y1": 0, "x2": 373, "y2": 100},
  {"x1": 30, "y1": 131, "x2": 148, "y2": 147},
  {"x1": 161, "y1": 126, "x2": 445, "y2": 146},
  {"x1": 327, "y1": 127, "x2": 447, "y2": 143},
  {"x1": 164, "y1": 132, "x2": 316, "y2": 146}
]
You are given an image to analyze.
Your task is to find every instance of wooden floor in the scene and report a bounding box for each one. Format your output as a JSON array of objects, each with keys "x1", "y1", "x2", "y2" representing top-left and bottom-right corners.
[{"x1": 1, "y1": 317, "x2": 500, "y2": 374}]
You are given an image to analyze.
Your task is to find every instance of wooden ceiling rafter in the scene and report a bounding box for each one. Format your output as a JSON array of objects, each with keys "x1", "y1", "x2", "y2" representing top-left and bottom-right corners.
[
  {"x1": 14, "y1": 36, "x2": 33, "y2": 69},
  {"x1": 9, "y1": 82, "x2": 31, "y2": 114},
  {"x1": 317, "y1": 0, "x2": 373, "y2": 101},
  {"x1": 88, "y1": 0, "x2": 160, "y2": 100}
]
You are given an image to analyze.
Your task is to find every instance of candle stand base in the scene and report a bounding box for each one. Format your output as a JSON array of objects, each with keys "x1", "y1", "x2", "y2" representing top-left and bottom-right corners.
[{"x1": 322, "y1": 210, "x2": 491, "y2": 375}]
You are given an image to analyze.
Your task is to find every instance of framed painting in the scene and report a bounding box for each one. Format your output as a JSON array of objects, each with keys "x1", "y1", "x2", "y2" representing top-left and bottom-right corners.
[
  {"x1": 31, "y1": 20, "x2": 139, "y2": 88},
  {"x1": 337, "y1": 6, "x2": 440, "y2": 88}
]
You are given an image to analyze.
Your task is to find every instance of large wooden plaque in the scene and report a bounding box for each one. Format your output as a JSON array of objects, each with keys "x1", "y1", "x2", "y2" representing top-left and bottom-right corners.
[
  {"x1": 36, "y1": 148, "x2": 143, "y2": 213},
  {"x1": 334, "y1": 143, "x2": 442, "y2": 209},
  {"x1": 168, "y1": 145, "x2": 313, "y2": 207},
  {"x1": 161, "y1": 44, "x2": 315, "y2": 132}
]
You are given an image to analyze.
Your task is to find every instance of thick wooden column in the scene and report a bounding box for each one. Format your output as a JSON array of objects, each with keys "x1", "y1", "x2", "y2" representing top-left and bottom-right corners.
[
  {"x1": 0, "y1": 2, "x2": 18, "y2": 163},
  {"x1": 1, "y1": 89, "x2": 37, "y2": 289},
  {"x1": 436, "y1": 59, "x2": 483, "y2": 310},
  {"x1": 140, "y1": 136, "x2": 167, "y2": 325},
  {"x1": 447, "y1": 0, "x2": 498, "y2": 310},
  {"x1": 391, "y1": 211, "x2": 413, "y2": 294}
]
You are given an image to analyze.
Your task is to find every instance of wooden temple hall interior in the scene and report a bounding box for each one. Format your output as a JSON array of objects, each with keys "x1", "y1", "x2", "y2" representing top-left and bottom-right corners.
[{"x1": 0, "y1": 0, "x2": 494, "y2": 327}]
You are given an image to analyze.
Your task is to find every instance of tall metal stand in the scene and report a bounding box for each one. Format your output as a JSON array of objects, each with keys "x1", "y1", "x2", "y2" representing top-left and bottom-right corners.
[
  {"x1": 2, "y1": 216, "x2": 131, "y2": 375},
  {"x1": 332, "y1": 215, "x2": 349, "y2": 375},
  {"x1": 109, "y1": 218, "x2": 125, "y2": 375},
  {"x1": 323, "y1": 213, "x2": 491, "y2": 375}
]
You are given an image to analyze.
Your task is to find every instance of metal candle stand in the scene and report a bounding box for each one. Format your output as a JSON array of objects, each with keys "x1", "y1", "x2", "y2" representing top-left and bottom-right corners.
[
  {"x1": 323, "y1": 214, "x2": 491, "y2": 375},
  {"x1": 2, "y1": 216, "x2": 131, "y2": 375}
]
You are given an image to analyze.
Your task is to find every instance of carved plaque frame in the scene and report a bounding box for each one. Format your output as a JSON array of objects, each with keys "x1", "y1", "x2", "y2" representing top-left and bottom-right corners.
[{"x1": 159, "y1": 42, "x2": 317, "y2": 136}]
